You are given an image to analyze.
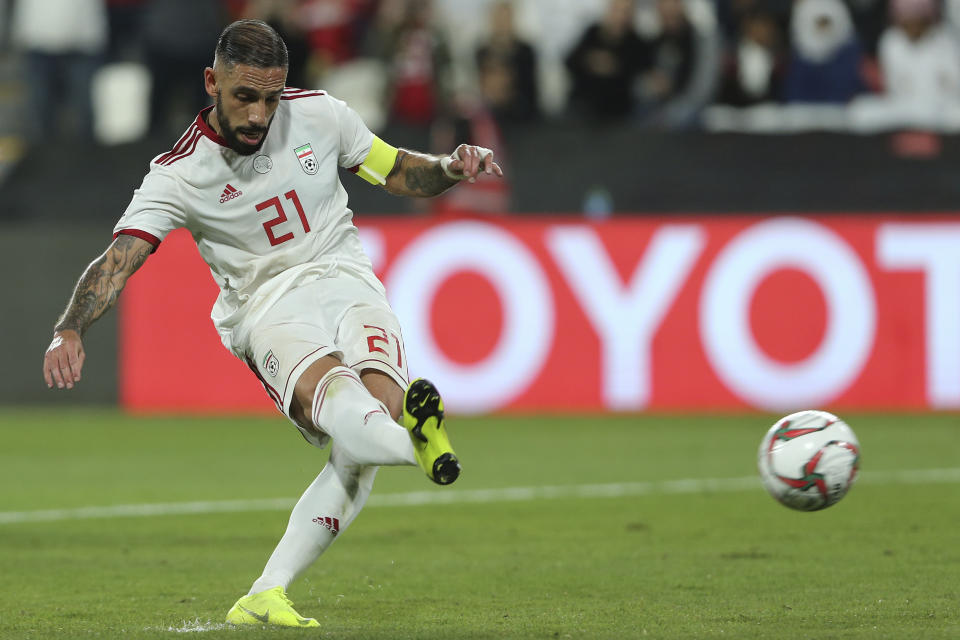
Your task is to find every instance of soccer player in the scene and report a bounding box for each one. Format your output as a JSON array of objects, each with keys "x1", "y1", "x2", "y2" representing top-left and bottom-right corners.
[{"x1": 41, "y1": 19, "x2": 502, "y2": 628}]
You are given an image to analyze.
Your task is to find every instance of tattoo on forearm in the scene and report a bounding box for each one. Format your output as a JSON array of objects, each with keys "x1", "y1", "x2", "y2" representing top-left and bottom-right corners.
[
  {"x1": 398, "y1": 151, "x2": 457, "y2": 197},
  {"x1": 55, "y1": 235, "x2": 152, "y2": 335}
]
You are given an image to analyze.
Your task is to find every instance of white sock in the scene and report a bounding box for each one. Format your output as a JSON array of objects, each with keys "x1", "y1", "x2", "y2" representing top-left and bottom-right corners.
[
  {"x1": 311, "y1": 366, "x2": 415, "y2": 467},
  {"x1": 249, "y1": 446, "x2": 377, "y2": 594}
]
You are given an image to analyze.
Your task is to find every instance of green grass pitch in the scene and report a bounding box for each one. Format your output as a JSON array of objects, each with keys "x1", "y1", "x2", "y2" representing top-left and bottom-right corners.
[{"x1": 0, "y1": 409, "x2": 957, "y2": 639}]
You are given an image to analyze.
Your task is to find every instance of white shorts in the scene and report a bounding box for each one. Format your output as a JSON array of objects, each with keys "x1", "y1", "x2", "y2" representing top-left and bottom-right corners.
[{"x1": 237, "y1": 270, "x2": 409, "y2": 447}]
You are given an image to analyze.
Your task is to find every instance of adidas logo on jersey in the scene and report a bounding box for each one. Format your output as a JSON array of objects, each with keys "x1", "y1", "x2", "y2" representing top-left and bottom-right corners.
[{"x1": 219, "y1": 184, "x2": 243, "y2": 203}]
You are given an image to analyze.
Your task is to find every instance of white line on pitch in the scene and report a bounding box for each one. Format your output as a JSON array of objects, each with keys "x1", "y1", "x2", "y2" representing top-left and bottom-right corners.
[{"x1": 1, "y1": 467, "x2": 958, "y2": 525}]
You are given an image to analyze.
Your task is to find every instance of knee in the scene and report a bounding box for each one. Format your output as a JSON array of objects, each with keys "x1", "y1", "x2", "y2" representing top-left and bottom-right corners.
[
  {"x1": 290, "y1": 354, "x2": 345, "y2": 430},
  {"x1": 360, "y1": 370, "x2": 404, "y2": 421}
]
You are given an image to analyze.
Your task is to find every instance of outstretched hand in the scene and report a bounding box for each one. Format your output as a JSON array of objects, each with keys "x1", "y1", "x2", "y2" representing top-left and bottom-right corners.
[
  {"x1": 43, "y1": 330, "x2": 85, "y2": 389},
  {"x1": 440, "y1": 144, "x2": 504, "y2": 183}
]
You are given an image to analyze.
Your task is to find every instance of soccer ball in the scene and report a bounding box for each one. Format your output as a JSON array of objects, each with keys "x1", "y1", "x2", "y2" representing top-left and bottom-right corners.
[{"x1": 757, "y1": 410, "x2": 860, "y2": 511}]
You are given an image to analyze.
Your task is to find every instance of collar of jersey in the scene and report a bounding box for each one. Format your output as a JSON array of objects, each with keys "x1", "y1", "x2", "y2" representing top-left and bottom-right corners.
[{"x1": 196, "y1": 106, "x2": 231, "y2": 148}]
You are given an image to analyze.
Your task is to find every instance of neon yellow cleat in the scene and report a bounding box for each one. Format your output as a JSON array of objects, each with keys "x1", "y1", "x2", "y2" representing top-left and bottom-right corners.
[
  {"x1": 402, "y1": 378, "x2": 461, "y2": 485},
  {"x1": 225, "y1": 586, "x2": 320, "y2": 628}
]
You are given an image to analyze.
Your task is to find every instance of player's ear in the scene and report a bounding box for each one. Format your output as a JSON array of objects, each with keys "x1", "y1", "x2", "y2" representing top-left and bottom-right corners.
[{"x1": 204, "y1": 67, "x2": 218, "y2": 99}]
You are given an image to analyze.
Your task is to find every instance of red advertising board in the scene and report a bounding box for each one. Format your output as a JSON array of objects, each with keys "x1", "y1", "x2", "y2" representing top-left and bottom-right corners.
[{"x1": 120, "y1": 215, "x2": 960, "y2": 414}]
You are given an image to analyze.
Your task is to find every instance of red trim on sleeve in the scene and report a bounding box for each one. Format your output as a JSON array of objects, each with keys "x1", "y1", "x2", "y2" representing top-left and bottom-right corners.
[
  {"x1": 158, "y1": 127, "x2": 202, "y2": 166},
  {"x1": 156, "y1": 125, "x2": 199, "y2": 165},
  {"x1": 282, "y1": 87, "x2": 326, "y2": 101},
  {"x1": 114, "y1": 229, "x2": 161, "y2": 252},
  {"x1": 348, "y1": 165, "x2": 360, "y2": 174}
]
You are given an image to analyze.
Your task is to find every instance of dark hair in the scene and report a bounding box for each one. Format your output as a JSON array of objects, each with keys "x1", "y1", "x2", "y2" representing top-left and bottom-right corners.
[{"x1": 214, "y1": 19, "x2": 288, "y2": 70}]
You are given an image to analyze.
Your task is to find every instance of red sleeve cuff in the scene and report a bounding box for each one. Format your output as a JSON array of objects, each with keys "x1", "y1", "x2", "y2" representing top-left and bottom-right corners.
[{"x1": 114, "y1": 229, "x2": 161, "y2": 252}]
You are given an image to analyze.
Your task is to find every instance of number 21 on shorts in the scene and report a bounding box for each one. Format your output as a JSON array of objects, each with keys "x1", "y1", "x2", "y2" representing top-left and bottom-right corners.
[{"x1": 364, "y1": 324, "x2": 404, "y2": 371}]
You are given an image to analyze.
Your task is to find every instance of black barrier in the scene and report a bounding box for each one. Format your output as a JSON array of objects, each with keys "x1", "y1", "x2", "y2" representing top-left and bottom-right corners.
[
  {"x1": 2, "y1": 128, "x2": 960, "y2": 223},
  {"x1": 2, "y1": 227, "x2": 119, "y2": 405}
]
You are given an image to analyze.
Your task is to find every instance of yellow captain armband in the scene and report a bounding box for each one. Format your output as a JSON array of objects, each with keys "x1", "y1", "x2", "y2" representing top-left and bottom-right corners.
[{"x1": 354, "y1": 136, "x2": 399, "y2": 186}]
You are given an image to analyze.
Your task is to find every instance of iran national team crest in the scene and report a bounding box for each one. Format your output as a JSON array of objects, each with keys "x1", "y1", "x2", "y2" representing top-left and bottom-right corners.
[
  {"x1": 263, "y1": 351, "x2": 280, "y2": 377},
  {"x1": 294, "y1": 143, "x2": 319, "y2": 175}
]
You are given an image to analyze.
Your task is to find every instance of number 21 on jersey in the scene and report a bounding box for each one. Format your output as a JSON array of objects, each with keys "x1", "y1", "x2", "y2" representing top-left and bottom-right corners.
[{"x1": 256, "y1": 189, "x2": 310, "y2": 246}]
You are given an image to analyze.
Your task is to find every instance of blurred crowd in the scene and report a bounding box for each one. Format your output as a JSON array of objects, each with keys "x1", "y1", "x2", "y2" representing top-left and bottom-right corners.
[{"x1": 2, "y1": 0, "x2": 960, "y2": 144}]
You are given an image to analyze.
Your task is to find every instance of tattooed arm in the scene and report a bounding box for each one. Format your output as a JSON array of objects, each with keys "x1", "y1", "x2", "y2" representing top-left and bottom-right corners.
[
  {"x1": 383, "y1": 144, "x2": 503, "y2": 198},
  {"x1": 42, "y1": 234, "x2": 154, "y2": 389}
]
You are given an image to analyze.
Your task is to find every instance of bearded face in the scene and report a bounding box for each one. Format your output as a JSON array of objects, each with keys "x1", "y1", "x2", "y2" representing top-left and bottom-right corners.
[
  {"x1": 215, "y1": 90, "x2": 273, "y2": 156},
  {"x1": 204, "y1": 62, "x2": 286, "y2": 155}
]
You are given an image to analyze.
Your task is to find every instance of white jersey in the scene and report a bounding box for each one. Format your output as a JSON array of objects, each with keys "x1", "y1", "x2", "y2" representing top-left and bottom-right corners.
[{"x1": 114, "y1": 88, "x2": 385, "y2": 353}]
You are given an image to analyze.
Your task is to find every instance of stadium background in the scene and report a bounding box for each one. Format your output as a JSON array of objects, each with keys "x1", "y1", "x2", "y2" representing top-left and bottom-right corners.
[{"x1": 2, "y1": 0, "x2": 958, "y2": 414}]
